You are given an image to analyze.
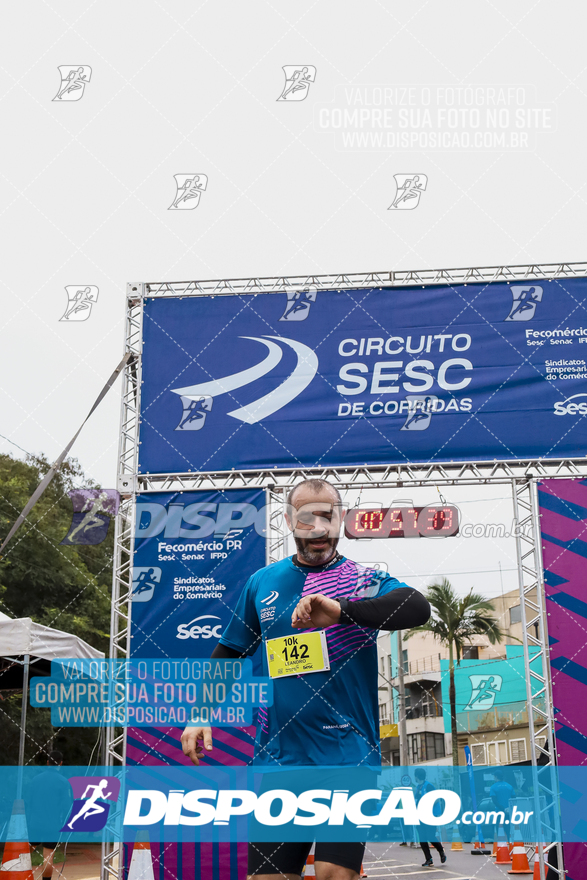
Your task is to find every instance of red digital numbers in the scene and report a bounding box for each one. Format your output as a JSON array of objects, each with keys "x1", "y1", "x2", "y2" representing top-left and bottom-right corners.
[
  {"x1": 354, "y1": 510, "x2": 385, "y2": 533},
  {"x1": 344, "y1": 505, "x2": 459, "y2": 539}
]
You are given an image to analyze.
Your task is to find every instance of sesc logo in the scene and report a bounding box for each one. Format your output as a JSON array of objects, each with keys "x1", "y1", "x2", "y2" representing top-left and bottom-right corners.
[
  {"x1": 177, "y1": 615, "x2": 223, "y2": 640},
  {"x1": 553, "y1": 393, "x2": 587, "y2": 416}
]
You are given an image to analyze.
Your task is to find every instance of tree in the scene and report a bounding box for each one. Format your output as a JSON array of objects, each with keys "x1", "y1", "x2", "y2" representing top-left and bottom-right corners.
[
  {"x1": 0, "y1": 453, "x2": 113, "y2": 764},
  {"x1": 403, "y1": 577, "x2": 504, "y2": 766}
]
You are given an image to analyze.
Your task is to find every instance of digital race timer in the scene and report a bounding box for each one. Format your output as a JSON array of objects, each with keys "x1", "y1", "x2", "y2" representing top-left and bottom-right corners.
[{"x1": 344, "y1": 506, "x2": 459, "y2": 539}]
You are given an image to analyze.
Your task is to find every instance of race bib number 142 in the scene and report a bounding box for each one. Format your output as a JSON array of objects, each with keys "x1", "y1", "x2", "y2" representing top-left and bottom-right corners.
[{"x1": 265, "y1": 631, "x2": 330, "y2": 679}]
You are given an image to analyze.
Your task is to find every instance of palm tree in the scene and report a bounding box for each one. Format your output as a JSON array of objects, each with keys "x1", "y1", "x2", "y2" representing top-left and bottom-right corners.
[{"x1": 403, "y1": 577, "x2": 504, "y2": 766}]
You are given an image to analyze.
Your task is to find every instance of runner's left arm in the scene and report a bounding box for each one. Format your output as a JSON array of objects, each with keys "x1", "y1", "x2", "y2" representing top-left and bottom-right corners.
[{"x1": 337, "y1": 585, "x2": 430, "y2": 630}]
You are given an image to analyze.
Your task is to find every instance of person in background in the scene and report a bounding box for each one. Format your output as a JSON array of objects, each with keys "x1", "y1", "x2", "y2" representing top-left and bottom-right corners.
[
  {"x1": 414, "y1": 768, "x2": 447, "y2": 868},
  {"x1": 489, "y1": 769, "x2": 515, "y2": 843},
  {"x1": 34, "y1": 750, "x2": 70, "y2": 879}
]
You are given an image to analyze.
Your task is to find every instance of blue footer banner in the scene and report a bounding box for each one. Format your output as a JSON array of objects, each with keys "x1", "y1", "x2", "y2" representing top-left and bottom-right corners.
[{"x1": 4, "y1": 765, "x2": 584, "y2": 843}]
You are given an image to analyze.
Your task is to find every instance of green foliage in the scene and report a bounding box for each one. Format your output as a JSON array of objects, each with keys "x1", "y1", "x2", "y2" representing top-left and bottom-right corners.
[
  {"x1": 0, "y1": 453, "x2": 113, "y2": 764},
  {"x1": 404, "y1": 577, "x2": 504, "y2": 658}
]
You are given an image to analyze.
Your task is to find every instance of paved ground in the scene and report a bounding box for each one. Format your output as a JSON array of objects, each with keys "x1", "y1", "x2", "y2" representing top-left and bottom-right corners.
[
  {"x1": 361, "y1": 841, "x2": 536, "y2": 879},
  {"x1": 33, "y1": 845, "x2": 102, "y2": 880},
  {"x1": 30, "y1": 841, "x2": 542, "y2": 880}
]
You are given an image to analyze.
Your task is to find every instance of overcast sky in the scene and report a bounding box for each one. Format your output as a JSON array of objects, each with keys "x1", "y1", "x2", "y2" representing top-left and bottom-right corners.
[{"x1": 1, "y1": 2, "x2": 582, "y2": 603}]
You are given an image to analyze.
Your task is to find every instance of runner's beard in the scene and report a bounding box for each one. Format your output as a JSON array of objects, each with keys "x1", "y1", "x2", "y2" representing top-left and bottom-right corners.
[{"x1": 294, "y1": 533, "x2": 339, "y2": 566}]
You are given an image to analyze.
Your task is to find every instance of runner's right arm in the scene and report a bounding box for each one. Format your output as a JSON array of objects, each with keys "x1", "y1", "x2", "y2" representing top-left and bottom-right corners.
[{"x1": 181, "y1": 576, "x2": 261, "y2": 765}]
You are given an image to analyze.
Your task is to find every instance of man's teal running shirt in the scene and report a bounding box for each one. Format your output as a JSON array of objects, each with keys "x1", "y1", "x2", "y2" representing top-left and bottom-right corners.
[{"x1": 219, "y1": 555, "x2": 406, "y2": 766}]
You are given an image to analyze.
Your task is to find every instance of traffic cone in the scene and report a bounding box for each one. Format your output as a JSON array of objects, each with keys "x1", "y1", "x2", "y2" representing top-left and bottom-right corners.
[
  {"x1": 303, "y1": 853, "x2": 315, "y2": 877},
  {"x1": 451, "y1": 824, "x2": 463, "y2": 851},
  {"x1": 507, "y1": 841, "x2": 533, "y2": 875},
  {"x1": 496, "y1": 827, "x2": 512, "y2": 865},
  {"x1": 532, "y1": 845, "x2": 548, "y2": 880},
  {"x1": 491, "y1": 840, "x2": 498, "y2": 857},
  {"x1": 1, "y1": 800, "x2": 33, "y2": 880},
  {"x1": 127, "y1": 832, "x2": 155, "y2": 880}
]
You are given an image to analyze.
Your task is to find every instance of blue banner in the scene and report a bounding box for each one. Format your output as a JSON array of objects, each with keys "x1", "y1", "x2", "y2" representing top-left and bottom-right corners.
[
  {"x1": 138, "y1": 280, "x2": 587, "y2": 473},
  {"x1": 130, "y1": 489, "x2": 266, "y2": 660},
  {"x1": 2, "y1": 765, "x2": 578, "y2": 843}
]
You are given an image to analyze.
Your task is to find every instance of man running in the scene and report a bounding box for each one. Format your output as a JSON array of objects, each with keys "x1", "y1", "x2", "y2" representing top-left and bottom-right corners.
[{"x1": 181, "y1": 478, "x2": 430, "y2": 880}]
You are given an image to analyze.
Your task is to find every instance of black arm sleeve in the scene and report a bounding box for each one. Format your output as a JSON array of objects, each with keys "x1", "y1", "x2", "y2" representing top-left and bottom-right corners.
[
  {"x1": 211, "y1": 643, "x2": 247, "y2": 659},
  {"x1": 338, "y1": 587, "x2": 430, "y2": 631}
]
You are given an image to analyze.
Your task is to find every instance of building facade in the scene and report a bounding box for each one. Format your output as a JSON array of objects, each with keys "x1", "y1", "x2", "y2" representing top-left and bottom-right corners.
[{"x1": 377, "y1": 585, "x2": 540, "y2": 766}]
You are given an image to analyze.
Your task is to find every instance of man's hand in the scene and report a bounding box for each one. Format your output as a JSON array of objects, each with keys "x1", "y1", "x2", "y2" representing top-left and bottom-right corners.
[
  {"x1": 181, "y1": 726, "x2": 213, "y2": 765},
  {"x1": 291, "y1": 593, "x2": 341, "y2": 629}
]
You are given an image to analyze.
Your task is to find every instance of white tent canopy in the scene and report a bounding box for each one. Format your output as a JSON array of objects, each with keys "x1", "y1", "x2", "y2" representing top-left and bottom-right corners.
[
  {"x1": 0, "y1": 613, "x2": 104, "y2": 662},
  {"x1": 0, "y1": 612, "x2": 104, "y2": 768}
]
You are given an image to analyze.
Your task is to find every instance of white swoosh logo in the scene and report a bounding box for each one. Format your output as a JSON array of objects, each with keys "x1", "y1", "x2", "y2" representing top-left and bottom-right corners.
[
  {"x1": 171, "y1": 336, "x2": 318, "y2": 424},
  {"x1": 173, "y1": 337, "x2": 283, "y2": 398}
]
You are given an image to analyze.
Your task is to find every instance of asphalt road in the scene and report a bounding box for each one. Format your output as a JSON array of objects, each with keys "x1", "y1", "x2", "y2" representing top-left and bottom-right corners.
[{"x1": 361, "y1": 841, "x2": 538, "y2": 879}]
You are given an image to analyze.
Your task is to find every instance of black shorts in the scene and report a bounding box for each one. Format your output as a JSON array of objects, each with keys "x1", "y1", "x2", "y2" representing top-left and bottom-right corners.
[{"x1": 248, "y1": 841, "x2": 365, "y2": 876}]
